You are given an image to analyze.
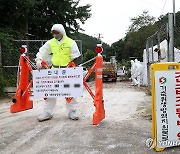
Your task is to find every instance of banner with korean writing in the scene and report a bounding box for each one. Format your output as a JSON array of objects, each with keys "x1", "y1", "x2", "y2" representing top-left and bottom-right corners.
[
  {"x1": 155, "y1": 71, "x2": 180, "y2": 148},
  {"x1": 33, "y1": 67, "x2": 83, "y2": 98}
]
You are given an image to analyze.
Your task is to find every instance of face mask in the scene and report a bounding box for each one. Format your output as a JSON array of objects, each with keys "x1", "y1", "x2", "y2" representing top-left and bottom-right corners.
[{"x1": 53, "y1": 34, "x2": 61, "y2": 40}]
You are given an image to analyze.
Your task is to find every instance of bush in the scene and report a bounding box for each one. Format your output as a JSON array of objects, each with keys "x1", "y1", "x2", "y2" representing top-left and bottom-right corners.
[
  {"x1": 0, "y1": 28, "x2": 20, "y2": 87},
  {"x1": 118, "y1": 59, "x2": 131, "y2": 67}
]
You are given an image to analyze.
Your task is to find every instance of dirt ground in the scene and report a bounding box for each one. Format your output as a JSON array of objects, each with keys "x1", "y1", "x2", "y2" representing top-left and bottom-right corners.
[{"x1": 0, "y1": 81, "x2": 180, "y2": 154}]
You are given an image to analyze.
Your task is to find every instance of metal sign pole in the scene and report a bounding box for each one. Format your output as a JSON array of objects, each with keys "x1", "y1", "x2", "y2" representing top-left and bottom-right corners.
[{"x1": 168, "y1": 13, "x2": 175, "y2": 62}]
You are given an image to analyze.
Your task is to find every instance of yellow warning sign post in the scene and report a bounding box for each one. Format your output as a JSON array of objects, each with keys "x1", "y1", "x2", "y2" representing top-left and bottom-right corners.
[{"x1": 151, "y1": 62, "x2": 180, "y2": 151}]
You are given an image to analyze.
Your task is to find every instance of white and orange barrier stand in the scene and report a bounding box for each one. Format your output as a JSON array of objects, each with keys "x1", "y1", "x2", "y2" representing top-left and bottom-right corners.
[
  {"x1": 83, "y1": 44, "x2": 105, "y2": 125},
  {"x1": 10, "y1": 46, "x2": 33, "y2": 113},
  {"x1": 93, "y1": 50, "x2": 105, "y2": 125}
]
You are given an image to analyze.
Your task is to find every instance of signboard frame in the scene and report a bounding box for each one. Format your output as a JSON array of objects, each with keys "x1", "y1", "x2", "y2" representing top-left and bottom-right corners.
[{"x1": 151, "y1": 62, "x2": 180, "y2": 151}]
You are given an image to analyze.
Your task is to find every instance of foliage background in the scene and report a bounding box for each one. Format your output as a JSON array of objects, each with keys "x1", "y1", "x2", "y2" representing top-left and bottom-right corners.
[{"x1": 1, "y1": 0, "x2": 180, "y2": 96}]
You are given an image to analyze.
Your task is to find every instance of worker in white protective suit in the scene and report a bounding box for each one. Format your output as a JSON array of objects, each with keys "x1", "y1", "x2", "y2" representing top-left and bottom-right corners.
[
  {"x1": 134, "y1": 59, "x2": 143, "y2": 87},
  {"x1": 130, "y1": 60, "x2": 138, "y2": 86},
  {"x1": 36, "y1": 24, "x2": 81, "y2": 122},
  {"x1": 135, "y1": 59, "x2": 143, "y2": 87}
]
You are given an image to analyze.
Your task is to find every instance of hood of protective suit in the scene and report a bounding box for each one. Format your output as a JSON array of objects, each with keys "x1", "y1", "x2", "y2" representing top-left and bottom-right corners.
[
  {"x1": 51, "y1": 24, "x2": 66, "y2": 36},
  {"x1": 134, "y1": 59, "x2": 138, "y2": 63},
  {"x1": 130, "y1": 60, "x2": 134, "y2": 65}
]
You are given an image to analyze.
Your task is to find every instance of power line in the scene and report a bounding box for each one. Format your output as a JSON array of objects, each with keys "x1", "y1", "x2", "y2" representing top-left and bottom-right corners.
[
  {"x1": 161, "y1": 0, "x2": 168, "y2": 15},
  {"x1": 140, "y1": 0, "x2": 161, "y2": 9}
]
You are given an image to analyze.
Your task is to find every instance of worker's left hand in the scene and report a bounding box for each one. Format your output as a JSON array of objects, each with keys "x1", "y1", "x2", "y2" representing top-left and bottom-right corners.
[{"x1": 36, "y1": 59, "x2": 42, "y2": 69}]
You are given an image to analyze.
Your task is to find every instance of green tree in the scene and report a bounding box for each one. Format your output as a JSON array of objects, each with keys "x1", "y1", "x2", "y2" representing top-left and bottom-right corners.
[
  {"x1": 83, "y1": 49, "x2": 96, "y2": 62},
  {"x1": 0, "y1": 0, "x2": 91, "y2": 39},
  {"x1": 0, "y1": 0, "x2": 36, "y2": 37},
  {"x1": 0, "y1": 0, "x2": 92, "y2": 89},
  {"x1": 125, "y1": 23, "x2": 157, "y2": 58},
  {"x1": 103, "y1": 46, "x2": 115, "y2": 61},
  {"x1": 70, "y1": 32, "x2": 99, "y2": 53},
  {"x1": 108, "y1": 11, "x2": 157, "y2": 62},
  {"x1": 128, "y1": 10, "x2": 156, "y2": 32},
  {"x1": 111, "y1": 39, "x2": 125, "y2": 61},
  {"x1": 83, "y1": 49, "x2": 96, "y2": 67},
  {"x1": 125, "y1": 11, "x2": 156, "y2": 57}
]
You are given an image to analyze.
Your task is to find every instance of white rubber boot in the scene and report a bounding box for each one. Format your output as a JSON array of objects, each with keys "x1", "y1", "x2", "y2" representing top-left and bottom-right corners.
[
  {"x1": 38, "y1": 112, "x2": 53, "y2": 122},
  {"x1": 68, "y1": 110, "x2": 79, "y2": 120},
  {"x1": 38, "y1": 98, "x2": 56, "y2": 122},
  {"x1": 66, "y1": 98, "x2": 79, "y2": 120}
]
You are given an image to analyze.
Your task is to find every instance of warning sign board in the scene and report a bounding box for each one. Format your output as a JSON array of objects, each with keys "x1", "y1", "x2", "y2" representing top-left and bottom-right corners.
[
  {"x1": 33, "y1": 67, "x2": 83, "y2": 98},
  {"x1": 151, "y1": 63, "x2": 180, "y2": 151},
  {"x1": 155, "y1": 70, "x2": 180, "y2": 148}
]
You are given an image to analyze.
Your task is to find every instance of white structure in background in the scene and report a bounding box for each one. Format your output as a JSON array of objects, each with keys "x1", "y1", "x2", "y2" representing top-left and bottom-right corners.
[
  {"x1": 110, "y1": 56, "x2": 117, "y2": 63},
  {"x1": 130, "y1": 60, "x2": 136, "y2": 85},
  {"x1": 110, "y1": 56, "x2": 118, "y2": 71},
  {"x1": 117, "y1": 66, "x2": 126, "y2": 76},
  {"x1": 142, "y1": 40, "x2": 180, "y2": 86},
  {"x1": 130, "y1": 59, "x2": 143, "y2": 87}
]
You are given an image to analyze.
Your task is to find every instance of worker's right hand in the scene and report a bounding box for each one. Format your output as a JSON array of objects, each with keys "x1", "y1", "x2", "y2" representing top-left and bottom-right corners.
[{"x1": 36, "y1": 59, "x2": 42, "y2": 69}]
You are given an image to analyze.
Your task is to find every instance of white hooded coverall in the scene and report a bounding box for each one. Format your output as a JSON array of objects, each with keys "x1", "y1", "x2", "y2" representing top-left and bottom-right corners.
[
  {"x1": 130, "y1": 60, "x2": 138, "y2": 86},
  {"x1": 36, "y1": 24, "x2": 81, "y2": 116}
]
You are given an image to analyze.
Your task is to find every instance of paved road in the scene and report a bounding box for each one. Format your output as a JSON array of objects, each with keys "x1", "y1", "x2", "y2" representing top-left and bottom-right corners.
[{"x1": 0, "y1": 81, "x2": 179, "y2": 154}]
